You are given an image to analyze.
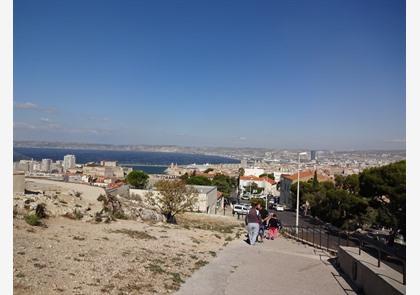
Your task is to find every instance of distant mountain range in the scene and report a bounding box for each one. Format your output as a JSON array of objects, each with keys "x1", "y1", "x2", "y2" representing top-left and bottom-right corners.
[
  {"x1": 13, "y1": 140, "x2": 405, "y2": 160},
  {"x1": 13, "y1": 140, "x2": 253, "y2": 158}
]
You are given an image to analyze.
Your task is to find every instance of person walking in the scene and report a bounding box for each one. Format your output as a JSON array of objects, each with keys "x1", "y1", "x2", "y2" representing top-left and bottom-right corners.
[
  {"x1": 257, "y1": 204, "x2": 270, "y2": 243},
  {"x1": 245, "y1": 203, "x2": 262, "y2": 245},
  {"x1": 267, "y1": 213, "x2": 280, "y2": 240}
]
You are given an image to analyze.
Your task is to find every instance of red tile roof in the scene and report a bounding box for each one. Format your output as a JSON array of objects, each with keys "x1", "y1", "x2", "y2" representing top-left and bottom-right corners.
[{"x1": 282, "y1": 170, "x2": 331, "y2": 182}]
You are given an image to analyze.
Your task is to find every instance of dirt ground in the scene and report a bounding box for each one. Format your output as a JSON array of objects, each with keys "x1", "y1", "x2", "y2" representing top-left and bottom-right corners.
[{"x1": 14, "y1": 212, "x2": 245, "y2": 295}]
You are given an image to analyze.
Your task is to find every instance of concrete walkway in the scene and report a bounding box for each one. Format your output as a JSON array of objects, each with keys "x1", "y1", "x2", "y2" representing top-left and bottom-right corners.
[{"x1": 175, "y1": 235, "x2": 358, "y2": 295}]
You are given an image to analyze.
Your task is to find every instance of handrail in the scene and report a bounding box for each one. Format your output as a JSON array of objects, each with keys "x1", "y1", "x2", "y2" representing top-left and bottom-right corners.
[{"x1": 281, "y1": 225, "x2": 406, "y2": 285}]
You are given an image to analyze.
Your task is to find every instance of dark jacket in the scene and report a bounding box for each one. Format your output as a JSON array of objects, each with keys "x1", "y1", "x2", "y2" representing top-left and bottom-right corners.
[
  {"x1": 246, "y1": 208, "x2": 261, "y2": 224},
  {"x1": 268, "y1": 218, "x2": 279, "y2": 228}
]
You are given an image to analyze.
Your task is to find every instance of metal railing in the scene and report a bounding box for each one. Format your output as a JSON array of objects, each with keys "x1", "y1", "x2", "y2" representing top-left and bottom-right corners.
[{"x1": 281, "y1": 225, "x2": 406, "y2": 285}]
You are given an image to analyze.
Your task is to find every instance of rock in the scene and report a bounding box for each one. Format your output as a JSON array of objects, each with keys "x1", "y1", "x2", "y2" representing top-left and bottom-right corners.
[{"x1": 139, "y1": 208, "x2": 165, "y2": 222}]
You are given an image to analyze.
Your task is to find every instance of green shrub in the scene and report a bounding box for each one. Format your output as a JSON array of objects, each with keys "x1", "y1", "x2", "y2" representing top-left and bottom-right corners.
[{"x1": 24, "y1": 214, "x2": 41, "y2": 226}]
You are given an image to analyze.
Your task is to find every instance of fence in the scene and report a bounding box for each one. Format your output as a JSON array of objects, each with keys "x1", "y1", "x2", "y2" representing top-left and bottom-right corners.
[{"x1": 281, "y1": 225, "x2": 405, "y2": 285}]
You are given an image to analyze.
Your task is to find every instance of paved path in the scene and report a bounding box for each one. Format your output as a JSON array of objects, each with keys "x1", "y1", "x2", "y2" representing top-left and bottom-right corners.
[{"x1": 175, "y1": 235, "x2": 358, "y2": 295}]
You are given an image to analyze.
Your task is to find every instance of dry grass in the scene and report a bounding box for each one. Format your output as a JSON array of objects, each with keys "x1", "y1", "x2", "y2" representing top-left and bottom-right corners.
[
  {"x1": 14, "y1": 209, "x2": 244, "y2": 294},
  {"x1": 108, "y1": 229, "x2": 157, "y2": 240},
  {"x1": 176, "y1": 212, "x2": 242, "y2": 234}
]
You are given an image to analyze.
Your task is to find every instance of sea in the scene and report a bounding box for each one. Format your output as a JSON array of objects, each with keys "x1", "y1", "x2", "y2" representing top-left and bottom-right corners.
[{"x1": 13, "y1": 147, "x2": 239, "y2": 174}]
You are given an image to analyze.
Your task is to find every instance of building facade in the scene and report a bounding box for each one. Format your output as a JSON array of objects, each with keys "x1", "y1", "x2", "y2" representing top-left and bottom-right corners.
[
  {"x1": 310, "y1": 150, "x2": 318, "y2": 161},
  {"x1": 63, "y1": 155, "x2": 76, "y2": 171},
  {"x1": 41, "y1": 159, "x2": 52, "y2": 172},
  {"x1": 239, "y1": 175, "x2": 277, "y2": 195}
]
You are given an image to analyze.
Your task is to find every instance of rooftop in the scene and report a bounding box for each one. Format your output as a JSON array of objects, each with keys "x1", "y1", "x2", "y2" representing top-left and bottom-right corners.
[{"x1": 239, "y1": 175, "x2": 276, "y2": 185}]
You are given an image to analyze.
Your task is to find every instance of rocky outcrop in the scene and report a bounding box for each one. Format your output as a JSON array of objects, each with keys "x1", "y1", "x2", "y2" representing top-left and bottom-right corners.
[{"x1": 13, "y1": 190, "x2": 165, "y2": 224}]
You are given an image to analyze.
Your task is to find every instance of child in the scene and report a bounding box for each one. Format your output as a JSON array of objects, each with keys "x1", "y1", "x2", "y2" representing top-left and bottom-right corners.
[{"x1": 267, "y1": 213, "x2": 279, "y2": 240}]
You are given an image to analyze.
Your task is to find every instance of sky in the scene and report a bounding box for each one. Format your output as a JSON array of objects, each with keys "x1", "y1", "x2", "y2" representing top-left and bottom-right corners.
[{"x1": 13, "y1": 0, "x2": 406, "y2": 150}]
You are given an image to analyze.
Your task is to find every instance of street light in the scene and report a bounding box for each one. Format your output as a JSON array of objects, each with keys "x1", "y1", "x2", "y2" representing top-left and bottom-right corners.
[
  {"x1": 296, "y1": 152, "x2": 307, "y2": 235},
  {"x1": 264, "y1": 194, "x2": 268, "y2": 211}
]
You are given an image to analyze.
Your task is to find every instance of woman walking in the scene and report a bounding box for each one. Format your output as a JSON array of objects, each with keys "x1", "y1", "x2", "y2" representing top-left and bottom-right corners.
[{"x1": 246, "y1": 203, "x2": 262, "y2": 245}]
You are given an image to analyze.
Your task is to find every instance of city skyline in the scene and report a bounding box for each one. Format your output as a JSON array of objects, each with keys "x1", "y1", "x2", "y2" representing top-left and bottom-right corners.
[{"x1": 14, "y1": 0, "x2": 406, "y2": 150}]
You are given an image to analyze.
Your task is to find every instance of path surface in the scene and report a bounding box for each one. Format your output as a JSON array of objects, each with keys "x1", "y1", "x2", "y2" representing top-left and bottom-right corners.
[{"x1": 175, "y1": 235, "x2": 358, "y2": 295}]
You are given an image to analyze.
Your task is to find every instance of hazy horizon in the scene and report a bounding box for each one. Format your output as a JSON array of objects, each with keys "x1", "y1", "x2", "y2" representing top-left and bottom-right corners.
[{"x1": 13, "y1": 139, "x2": 406, "y2": 153}]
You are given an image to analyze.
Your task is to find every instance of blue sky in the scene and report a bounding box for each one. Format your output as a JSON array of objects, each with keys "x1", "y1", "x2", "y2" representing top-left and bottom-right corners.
[{"x1": 14, "y1": 0, "x2": 405, "y2": 150}]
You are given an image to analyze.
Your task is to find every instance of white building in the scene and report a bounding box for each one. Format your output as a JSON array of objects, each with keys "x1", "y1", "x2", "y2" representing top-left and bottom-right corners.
[
  {"x1": 83, "y1": 165, "x2": 114, "y2": 178},
  {"x1": 101, "y1": 160, "x2": 118, "y2": 167},
  {"x1": 41, "y1": 159, "x2": 52, "y2": 172},
  {"x1": 244, "y1": 167, "x2": 265, "y2": 177},
  {"x1": 33, "y1": 162, "x2": 41, "y2": 171},
  {"x1": 239, "y1": 176, "x2": 277, "y2": 195},
  {"x1": 14, "y1": 160, "x2": 34, "y2": 172},
  {"x1": 190, "y1": 185, "x2": 218, "y2": 214},
  {"x1": 63, "y1": 155, "x2": 76, "y2": 171}
]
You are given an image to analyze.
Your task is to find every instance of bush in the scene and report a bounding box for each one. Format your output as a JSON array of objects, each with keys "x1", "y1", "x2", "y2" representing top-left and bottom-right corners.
[
  {"x1": 113, "y1": 211, "x2": 128, "y2": 220},
  {"x1": 73, "y1": 209, "x2": 84, "y2": 220},
  {"x1": 24, "y1": 214, "x2": 41, "y2": 226}
]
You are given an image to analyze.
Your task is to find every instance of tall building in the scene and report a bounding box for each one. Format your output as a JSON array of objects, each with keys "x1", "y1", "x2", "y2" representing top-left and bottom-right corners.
[
  {"x1": 310, "y1": 150, "x2": 318, "y2": 161},
  {"x1": 63, "y1": 155, "x2": 76, "y2": 171},
  {"x1": 41, "y1": 159, "x2": 52, "y2": 172}
]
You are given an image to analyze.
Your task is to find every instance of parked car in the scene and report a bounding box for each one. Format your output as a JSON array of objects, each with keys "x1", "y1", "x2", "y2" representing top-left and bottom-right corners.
[
  {"x1": 241, "y1": 193, "x2": 251, "y2": 200},
  {"x1": 232, "y1": 204, "x2": 250, "y2": 215},
  {"x1": 275, "y1": 205, "x2": 285, "y2": 212}
]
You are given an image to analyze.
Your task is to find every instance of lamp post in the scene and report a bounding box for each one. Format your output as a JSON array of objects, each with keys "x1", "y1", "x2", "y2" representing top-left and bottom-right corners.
[
  {"x1": 264, "y1": 194, "x2": 268, "y2": 211},
  {"x1": 296, "y1": 152, "x2": 307, "y2": 235}
]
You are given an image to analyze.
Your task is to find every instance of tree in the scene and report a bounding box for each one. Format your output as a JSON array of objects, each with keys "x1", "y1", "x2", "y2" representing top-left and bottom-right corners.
[
  {"x1": 259, "y1": 173, "x2": 275, "y2": 180},
  {"x1": 290, "y1": 182, "x2": 313, "y2": 208},
  {"x1": 343, "y1": 174, "x2": 360, "y2": 194},
  {"x1": 250, "y1": 197, "x2": 266, "y2": 209},
  {"x1": 147, "y1": 180, "x2": 198, "y2": 224},
  {"x1": 244, "y1": 182, "x2": 262, "y2": 194},
  {"x1": 312, "y1": 170, "x2": 319, "y2": 190},
  {"x1": 126, "y1": 170, "x2": 149, "y2": 189},
  {"x1": 334, "y1": 174, "x2": 345, "y2": 189},
  {"x1": 313, "y1": 189, "x2": 368, "y2": 230},
  {"x1": 286, "y1": 161, "x2": 405, "y2": 233},
  {"x1": 203, "y1": 168, "x2": 214, "y2": 173},
  {"x1": 359, "y1": 160, "x2": 405, "y2": 232},
  {"x1": 212, "y1": 173, "x2": 236, "y2": 198},
  {"x1": 238, "y1": 167, "x2": 245, "y2": 176},
  {"x1": 185, "y1": 175, "x2": 212, "y2": 186}
]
